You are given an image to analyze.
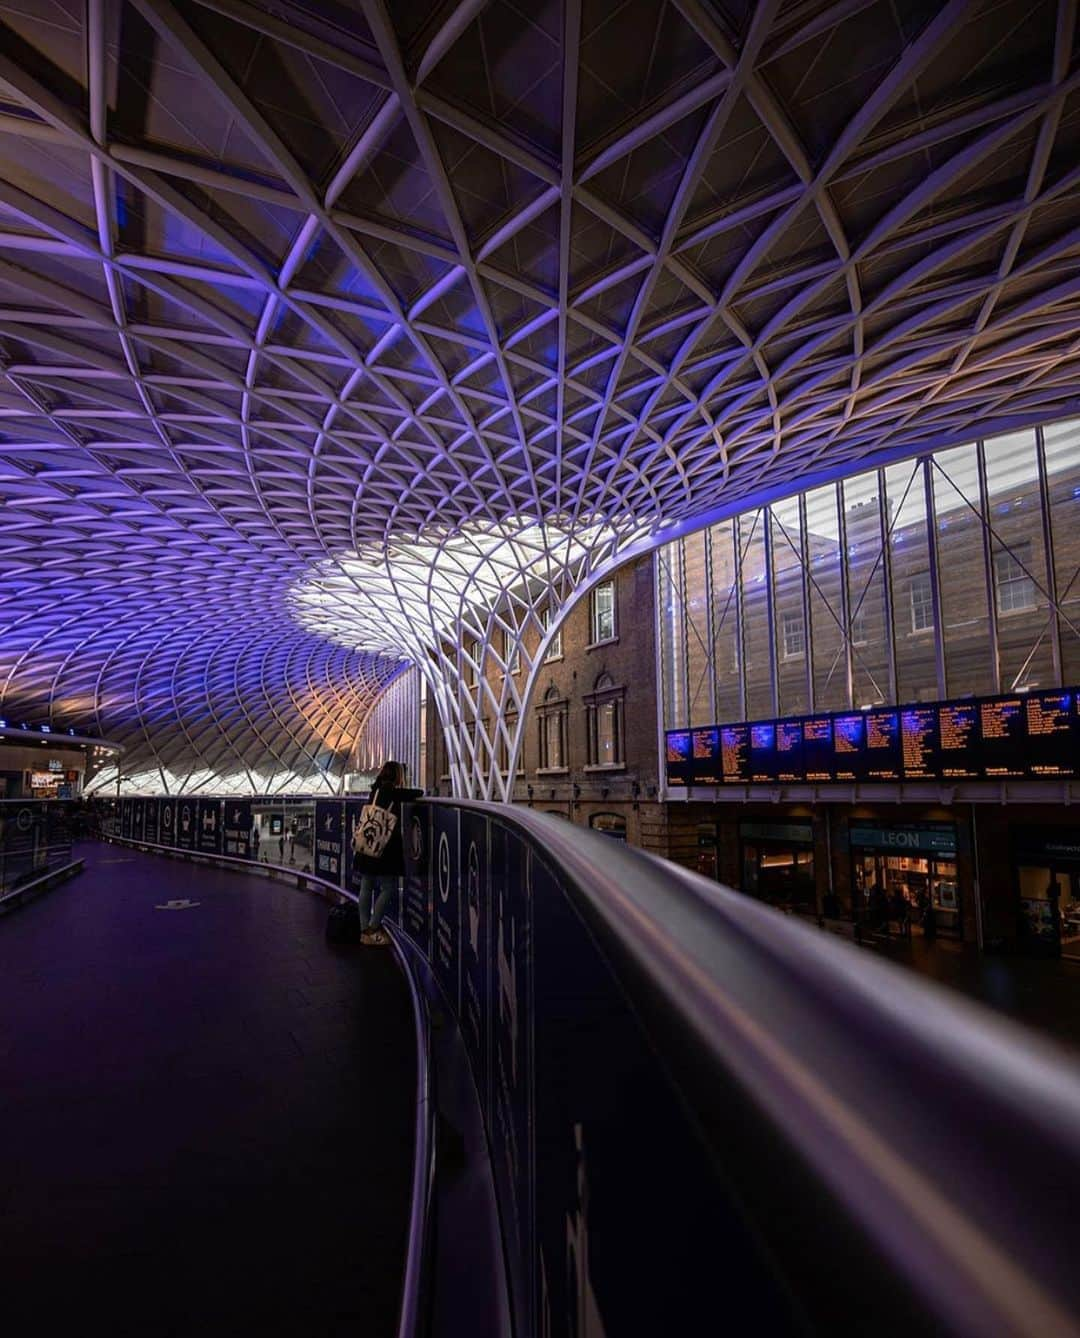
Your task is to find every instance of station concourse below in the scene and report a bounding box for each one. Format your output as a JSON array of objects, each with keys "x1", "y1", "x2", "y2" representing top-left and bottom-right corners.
[{"x1": 0, "y1": 843, "x2": 415, "y2": 1337}]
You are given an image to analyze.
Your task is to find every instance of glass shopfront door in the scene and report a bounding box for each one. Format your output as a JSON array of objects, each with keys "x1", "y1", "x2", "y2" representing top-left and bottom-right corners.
[
  {"x1": 1012, "y1": 827, "x2": 1080, "y2": 959},
  {"x1": 849, "y1": 823, "x2": 960, "y2": 938},
  {"x1": 739, "y1": 821, "x2": 816, "y2": 913}
]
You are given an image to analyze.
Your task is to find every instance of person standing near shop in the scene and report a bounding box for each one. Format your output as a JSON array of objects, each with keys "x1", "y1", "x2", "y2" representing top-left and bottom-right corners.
[{"x1": 353, "y1": 760, "x2": 422, "y2": 946}]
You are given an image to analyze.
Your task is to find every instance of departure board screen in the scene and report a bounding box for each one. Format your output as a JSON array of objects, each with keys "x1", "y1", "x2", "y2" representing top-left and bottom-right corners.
[
  {"x1": 666, "y1": 686, "x2": 1079, "y2": 786},
  {"x1": 776, "y1": 720, "x2": 804, "y2": 782},
  {"x1": 901, "y1": 706, "x2": 939, "y2": 780},
  {"x1": 720, "y1": 724, "x2": 750, "y2": 783},
  {"x1": 833, "y1": 714, "x2": 866, "y2": 782},
  {"x1": 938, "y1": 702, "x2": 979, "y2": 779},
  {"x1": 691, "y1": 727, "x2": 721, "y2": 785},
  {"x1": 749, "y1": 722, "x2": 778, "y2": 783},
  {"x1": 865, "y1": 709, "x2": 902, "y2": 780},
  {"x1": 979, "y1": 696, "x2": 1026, "y2": 778},
  {"x1": 802, "y1": 717, "x2": 834, "y2": 782},
  {"x1": 1025, "y1": 690, "x2": 1075, "y2": 778},
  {"x1": 666, "y1": 730, "x2": 691, "y2": 786}
]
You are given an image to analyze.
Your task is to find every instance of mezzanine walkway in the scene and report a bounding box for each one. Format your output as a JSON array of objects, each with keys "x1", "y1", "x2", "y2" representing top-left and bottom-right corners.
[{"x1": 0, "y1": 843, "x2": 415, "y2": 1337}]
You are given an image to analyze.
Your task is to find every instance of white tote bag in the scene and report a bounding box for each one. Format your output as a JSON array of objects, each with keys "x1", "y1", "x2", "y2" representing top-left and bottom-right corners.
[{"x1": 353, "y1": 802, "x2": 397, "y2": 859}]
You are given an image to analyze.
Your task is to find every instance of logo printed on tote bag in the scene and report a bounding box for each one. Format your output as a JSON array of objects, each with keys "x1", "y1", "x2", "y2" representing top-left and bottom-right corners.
[{"x1": 353, "y1": 803, "x2": 396, "y2": 858}]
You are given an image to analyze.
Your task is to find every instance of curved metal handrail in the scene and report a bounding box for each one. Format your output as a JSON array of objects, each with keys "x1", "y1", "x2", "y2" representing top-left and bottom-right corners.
[
  {"x1": 387, "y1": 925, "x2": 436, "y2": 1338},
  {"x1": 422, "y1": 798, "x2": 1080, "y2": 1337}
]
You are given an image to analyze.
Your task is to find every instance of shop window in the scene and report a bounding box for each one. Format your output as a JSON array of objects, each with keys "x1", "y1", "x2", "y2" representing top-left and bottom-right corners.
[
  {"x1": 590, "y1": 581, "x2": 616, "y2": 644},
  {"x1": 781, "y1": 610, "x2": 805, "y2": 659},
  {"x1": 537, "y1": 685, "x2": 568, "y2": 772},
  {"x1": 740, "y1": 832, "x2": 816, "y2": 913},
  {"x1": 850, "y1": 825, "x2": 960, "y2": 938},
  {"x1": 585, "y1": 672, "x2": 625, "y2": 769},
  {"x1": 909, "y1": 572, "x2": 934, "y2": 633},
  {"x1": 590, "y1": 812, "x2": 627, "y2": 842},
  {"x1": 542, "y1": 605, "x2": 563, "y2": 660},
  {"x1": 994, "y1": 545, "x2": 1036, "y2": 614}
]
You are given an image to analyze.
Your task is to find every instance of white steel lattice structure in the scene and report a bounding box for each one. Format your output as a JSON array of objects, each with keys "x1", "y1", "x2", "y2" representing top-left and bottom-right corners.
[{"x1": 2, "y1": 0, "x2": 1080, "y2": 795}]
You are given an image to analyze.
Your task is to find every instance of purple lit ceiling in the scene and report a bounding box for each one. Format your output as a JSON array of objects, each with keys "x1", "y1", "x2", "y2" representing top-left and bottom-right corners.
[{"x1": 2, "y1": 0, "x2": 1080, "y2": 788}]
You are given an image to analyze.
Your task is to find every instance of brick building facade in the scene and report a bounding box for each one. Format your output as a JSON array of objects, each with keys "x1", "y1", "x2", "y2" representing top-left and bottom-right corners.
[{"x1": 425, "y1": 553, "x2": 667, "y2": 850}]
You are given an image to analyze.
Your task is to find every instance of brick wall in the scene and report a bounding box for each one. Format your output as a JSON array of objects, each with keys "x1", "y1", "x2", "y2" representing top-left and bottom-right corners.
[{"x1": 425, "y1": 552, "x2": 666, "y2": 853}]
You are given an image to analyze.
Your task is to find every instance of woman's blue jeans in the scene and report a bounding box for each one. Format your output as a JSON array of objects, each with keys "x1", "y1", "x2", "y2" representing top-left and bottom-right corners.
[{"x1": 358, "y1": 875, "x2": 393, "y2": 931}]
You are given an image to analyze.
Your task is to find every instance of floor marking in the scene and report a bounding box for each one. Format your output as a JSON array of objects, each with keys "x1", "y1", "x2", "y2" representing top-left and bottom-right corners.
[{"x1": 154, "y1": 898, "x2": 201, "y2": 910}]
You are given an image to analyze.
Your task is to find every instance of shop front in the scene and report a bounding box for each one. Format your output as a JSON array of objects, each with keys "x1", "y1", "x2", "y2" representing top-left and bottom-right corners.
[
  {"x1": 739, "y1": 820, "x2": 816, "y2": 914},
  {"x1": 1011, "y1": 826, "x2": 1080, "y2": 959},
  {"x1": 848, "y1": 822, "x2": 961, "y2": 938}
]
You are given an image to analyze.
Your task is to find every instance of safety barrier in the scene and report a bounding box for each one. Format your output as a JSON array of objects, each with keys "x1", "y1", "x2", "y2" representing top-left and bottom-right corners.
[
  {"x1": 390, "y1": 799, "x2": 1080, "y2": 1338},
  {"x1": 0, "y1": 799, "x2": 78, "y2": 905},
  {"x1": 101, "y1": 795, "x2": 1080, "y2": 1335}
]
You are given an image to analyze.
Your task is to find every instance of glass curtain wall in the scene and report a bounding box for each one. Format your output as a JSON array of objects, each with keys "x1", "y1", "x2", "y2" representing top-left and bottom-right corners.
[{"x1": 659, "y1": 420, "x2": 1080, "y2": 731}]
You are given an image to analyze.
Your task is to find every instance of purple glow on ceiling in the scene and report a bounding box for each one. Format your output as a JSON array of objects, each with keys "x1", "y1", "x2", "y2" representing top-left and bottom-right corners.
[{"x1": 2, "y1": 0, "x2": 1080, "y2": 786}]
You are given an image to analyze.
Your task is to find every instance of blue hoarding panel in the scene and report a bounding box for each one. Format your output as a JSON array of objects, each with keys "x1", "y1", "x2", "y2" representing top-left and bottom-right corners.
[
  {"x1": 460, "y1": 810, "x2": 490, "y2": 1098},
  {"x1": 489, "y1": 823, "x2": 533, "y2": 1338},
  {"x1": 196, "y1": 798, "x2": 222, "y2": 854},
  {"x1": 313, "y1": 799, "x2": 344, "y2": 886},
  {"x1": 400, "y1": 802, "x2": 431, "y2": 954},
  {"x1": 175, "y1": 798, "x2": 196, "y2": 850},
  {"x1": 431, "y1": 805, "x2": 461, "y2": 1015},
  {"x1": 223, "y1": 799, "x2": 252, "y2": 859}
]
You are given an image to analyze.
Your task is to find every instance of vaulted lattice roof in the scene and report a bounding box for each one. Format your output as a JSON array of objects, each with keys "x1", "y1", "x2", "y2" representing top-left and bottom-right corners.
[{"x1": 2, "y1": 0, "x2": 1080, "y2": 787}]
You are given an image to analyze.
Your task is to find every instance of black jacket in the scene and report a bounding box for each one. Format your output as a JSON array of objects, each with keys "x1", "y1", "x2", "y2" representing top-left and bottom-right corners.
[{"x1": 352, "y1": 784, "x2": 423, "y2": 878}]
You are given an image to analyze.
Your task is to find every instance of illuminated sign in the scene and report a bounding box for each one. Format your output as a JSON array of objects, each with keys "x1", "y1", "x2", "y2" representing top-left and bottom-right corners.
[
  {"x1": 667, "y1": 687, "x2": 1079, "y2": 787},
  {"x1": 665, "y1": 730, "x2": 692, "y2": 786}
]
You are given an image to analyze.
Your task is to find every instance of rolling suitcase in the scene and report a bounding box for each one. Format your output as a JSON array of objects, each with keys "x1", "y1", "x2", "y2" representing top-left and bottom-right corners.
[{"x1": 326, "y1": 900, "x2": 362, "y2": 944}]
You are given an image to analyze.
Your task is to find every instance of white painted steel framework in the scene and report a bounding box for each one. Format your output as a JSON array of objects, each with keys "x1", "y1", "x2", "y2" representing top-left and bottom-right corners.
[{"x1": 2, "y1": 0, "x2": 1080, "y2": 794}]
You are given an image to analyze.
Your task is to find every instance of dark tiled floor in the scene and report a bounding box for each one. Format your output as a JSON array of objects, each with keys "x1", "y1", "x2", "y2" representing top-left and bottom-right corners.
[
  {"x1": 0, "y1": 843, "x2": 416, "y2": 1337},
  {"x1": 861, "y1": 931, "x2": 1080, "y2": 1053}
]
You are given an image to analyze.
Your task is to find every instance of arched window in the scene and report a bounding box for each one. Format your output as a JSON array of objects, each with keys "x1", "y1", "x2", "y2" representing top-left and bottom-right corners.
[
  {"x1": 590, "y1": 812, "x2": 627, "y2": 841},
  {"x1": 584, "y1": 672, "x2": 625, "y2": 769},
  {"x1": 537, "y1": 684, "x2": 568, "y2": 771}
]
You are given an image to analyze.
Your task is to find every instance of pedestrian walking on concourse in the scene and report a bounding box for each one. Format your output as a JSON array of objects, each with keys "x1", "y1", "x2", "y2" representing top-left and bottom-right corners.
[{"x1": 354, "y1": 760, "x2": 422, "y2": 946}]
